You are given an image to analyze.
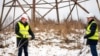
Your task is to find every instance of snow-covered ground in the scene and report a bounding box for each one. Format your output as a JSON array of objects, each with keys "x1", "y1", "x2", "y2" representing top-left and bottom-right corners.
[{"x1": 0, "y1": 29, "x2": 100, "y2": 56}]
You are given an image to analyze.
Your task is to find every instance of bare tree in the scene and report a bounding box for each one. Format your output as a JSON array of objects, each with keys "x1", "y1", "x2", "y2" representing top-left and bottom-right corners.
[{"x1": 0, "y1": 17, "x2": 2, "y2": 31}]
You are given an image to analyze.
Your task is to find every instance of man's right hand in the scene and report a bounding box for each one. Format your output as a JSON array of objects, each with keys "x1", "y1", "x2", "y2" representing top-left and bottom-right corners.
[
  {"x1": 84, "y1": 35, "x2": 87, "y2": 39},
  {"x1": 30, "y1": 37, "x2": 34, "y2": 40}
]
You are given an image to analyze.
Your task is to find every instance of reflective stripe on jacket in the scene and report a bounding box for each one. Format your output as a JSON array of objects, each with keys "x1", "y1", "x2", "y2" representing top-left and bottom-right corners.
[
  {"x1": 16, "y1": 22, "x2": 29, "y2": 38},
  {"x1": 86, "y1": 21, "x2": 99, "y2": 40}
]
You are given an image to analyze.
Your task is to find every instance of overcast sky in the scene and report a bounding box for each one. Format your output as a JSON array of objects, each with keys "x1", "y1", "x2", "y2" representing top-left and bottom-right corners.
[{"x1": 0, "y1": 0, "x2": 100, "y2": 23}]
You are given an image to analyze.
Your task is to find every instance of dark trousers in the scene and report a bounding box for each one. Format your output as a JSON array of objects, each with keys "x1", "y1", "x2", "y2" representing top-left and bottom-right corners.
[
  {"x1": 18, "y1": 44, "x2": 28, "y2": 56},
  {"x1": 90, "y1": 45, "x2": 98, "y2": 56},
  {"x1": 17, "y1": 38, "x2": 28, "y2": 56}
]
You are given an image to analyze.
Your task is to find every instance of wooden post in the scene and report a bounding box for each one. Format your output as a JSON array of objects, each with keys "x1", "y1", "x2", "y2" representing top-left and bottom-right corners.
[
  {"x1": 13, "y1": 0, "x2": 16, "y2": 29},
  {"x1": 33, "y1": 0, "x2": 36, "y2": 26},
  {"x1": 72, "y1": 0, "x2": 89, "y2": 13},
  {"x1": 0, "y1": 0, "x2": 5, "y2": 31},
  {"x1": 67, "y1": 3, "x2": 76, "y2": 20},
  {"x1": 69, "y1": 1, "x2": 73, "y2": 20},
  {"x1": 96, "y1": 0, "x2": 100, "y2": 13},
  {"x1": 55, "y1": 0, "x2": 60, "y2": 24}
]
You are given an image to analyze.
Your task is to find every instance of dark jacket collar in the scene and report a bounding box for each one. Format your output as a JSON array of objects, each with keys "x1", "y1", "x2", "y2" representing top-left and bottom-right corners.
[
  {"x1": 19, "y1": 21, "x2": 28, "y2": 26},
  {"x1": 88, "y1": 19, "x2": 94, "y2": 25}
]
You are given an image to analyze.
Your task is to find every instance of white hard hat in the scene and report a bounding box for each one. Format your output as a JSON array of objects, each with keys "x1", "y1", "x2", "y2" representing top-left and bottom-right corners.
[
  {"x1": 86, "y1": 13, "x2": 94, "y2": 18},
  {"x1": 21, "y1": 14, "x2": 28, "y2": 20}
]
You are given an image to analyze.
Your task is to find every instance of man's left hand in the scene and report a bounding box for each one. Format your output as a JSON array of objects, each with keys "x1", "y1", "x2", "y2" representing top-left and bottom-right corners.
[{"x1": 84, "y1": 35, "x2": 87, "y2": 39}]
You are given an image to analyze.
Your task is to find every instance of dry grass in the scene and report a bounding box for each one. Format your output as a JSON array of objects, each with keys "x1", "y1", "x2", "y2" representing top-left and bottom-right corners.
[
  {"x1": 30, "y1": 18, "x2": 84, "y2": 36},
  {"x1": 0, "y1": 17, "x2": 85, "y2": 35}
]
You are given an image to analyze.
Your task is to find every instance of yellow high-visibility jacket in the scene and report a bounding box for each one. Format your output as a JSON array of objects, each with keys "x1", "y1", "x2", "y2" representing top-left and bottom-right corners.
[
  {"x1": 86, "y1": 21, "x2": 99, "y2": 40},
  {"x1": 16, "y1": 22, "x2": 29, "y2": 38}
]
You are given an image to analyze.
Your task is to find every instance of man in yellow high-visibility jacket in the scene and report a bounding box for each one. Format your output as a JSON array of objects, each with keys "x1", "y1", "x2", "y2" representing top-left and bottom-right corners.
[
  {"x1": 84, "y1": 13, "x2": 99, "y2": 56},
  {"x1": 15, "y1": 14, "x2": 35, "y2": 56}
]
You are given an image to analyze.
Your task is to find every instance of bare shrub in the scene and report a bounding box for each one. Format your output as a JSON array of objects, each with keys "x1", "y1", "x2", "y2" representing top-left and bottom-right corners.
[
  {"x1": 2, "y1": 17, "x2": 85, "y2": 35},
  {"x1": 30, "y1": 18, "x2": 84, "y2": 36}
]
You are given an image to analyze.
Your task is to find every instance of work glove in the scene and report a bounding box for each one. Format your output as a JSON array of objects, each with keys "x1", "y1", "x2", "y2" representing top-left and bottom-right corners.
[
  {"x1": 31, "y1": 37, "x2": 35, "y2": 40},
  {"x1": 30, "y1": 37, "x2": 35, "y2": 40},
  {"x1": 31, "y1": 33, "x2": 35, "y2": 40},
  {"x1": 84, "y1": 35, "x2": 87, "y2": 39}
]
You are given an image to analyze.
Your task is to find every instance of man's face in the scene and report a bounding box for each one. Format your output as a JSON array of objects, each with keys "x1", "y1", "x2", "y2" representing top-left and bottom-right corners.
[
  {"x1": 87, "y1": 17, "x2": 92, "y2": 22},
  {"x1": 21, "y1": 17, "x2": 27, "y2": 23}
]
